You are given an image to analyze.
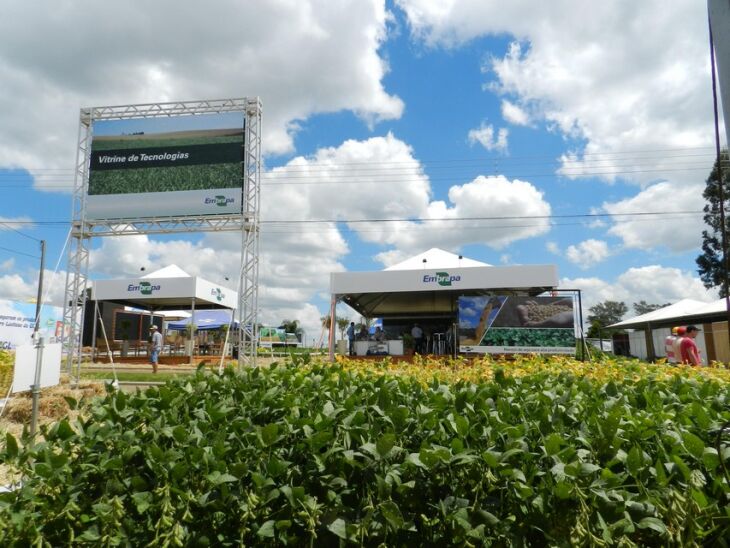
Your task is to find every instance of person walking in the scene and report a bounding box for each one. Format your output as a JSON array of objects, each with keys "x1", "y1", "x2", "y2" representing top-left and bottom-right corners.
[
  {"x1": 679, "y1": 325, "x2": 702, "y2": 366},
  {"x1": 346, "y1": 321, "x2": 356, "y2": 356},
  {"x1": 149, "y1": 324, "x2": 163, "y2": 374}
]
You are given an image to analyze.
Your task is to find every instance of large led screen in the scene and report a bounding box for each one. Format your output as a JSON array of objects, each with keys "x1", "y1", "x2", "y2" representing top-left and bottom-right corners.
[{"x1": 85, "y1": 112, "x2": 244, "y2": 219}]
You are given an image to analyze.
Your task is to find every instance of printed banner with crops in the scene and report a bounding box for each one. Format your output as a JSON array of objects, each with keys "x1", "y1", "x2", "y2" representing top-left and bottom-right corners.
[{"x1": 458, "y1": 295, "x2": 576, "y2": 354}]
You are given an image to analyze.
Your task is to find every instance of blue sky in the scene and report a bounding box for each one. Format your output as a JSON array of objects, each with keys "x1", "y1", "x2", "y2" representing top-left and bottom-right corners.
[{"x1": 0, "y1": 0, "x2": 725, "y2": 337}]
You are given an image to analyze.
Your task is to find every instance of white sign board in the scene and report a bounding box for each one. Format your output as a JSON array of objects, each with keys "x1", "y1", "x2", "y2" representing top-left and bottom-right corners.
[
  {"x1": 12, "y1": 343, "x2": 62, "y2": 393},
  {"x1": 195, "y1": 278, "x2": 238, "y2": 309},
  {"x1": 0, "y1": 302, "x2": 64, "y2": 350},
  {"x1": 331, "y1": 265, "x2": 558, "y2": 294},
  {"x1": 93, "y1": 277, "x2": 195, "y2": 301}
]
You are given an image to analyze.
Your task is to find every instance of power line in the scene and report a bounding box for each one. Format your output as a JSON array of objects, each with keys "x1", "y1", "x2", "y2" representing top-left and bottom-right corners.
[
  {"x1": 260, "y1": 210, "x2": 703, "y2": 225},
  {"x1": 0, "y1": 221, "x2": 41, "y2": 242},
  {"x1": 0, "y1": 244, "x2": 40, "y2": 259},
  {"x1": 3, "y1": 163, "x2": 728, "y2": 190}
]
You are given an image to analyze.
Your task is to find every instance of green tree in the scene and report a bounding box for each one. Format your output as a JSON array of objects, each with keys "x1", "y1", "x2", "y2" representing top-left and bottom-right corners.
[
  {"x1": 279, "y1": 319, "x2": 303, "y2": 341},
  {"x1": 586, "y1": 300, "x2": 627, "y2": 337},
  {"x1": 632, "y1": 300, "x2": 670, "y2": 316},
  {"x1": 697, "y1": 150, "x2": 730, "y2": 297}
]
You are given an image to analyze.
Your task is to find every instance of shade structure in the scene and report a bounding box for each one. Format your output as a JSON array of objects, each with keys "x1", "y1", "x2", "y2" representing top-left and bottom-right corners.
[
  {"x1": 168, "y1": 309, "x2": 238, "y2": 331},
  {"x1": 608, "y1": 299, "x2": 719, "y2": 330},
  {"x1": 332, "y1": 255, "x2": 558, "y2": 318},
  {"x1": 328, "y1": 248, "x2": 561, "y2": 360},
  {"x1": 92, "y1": 265, "x2": 237, "y2": 311}
]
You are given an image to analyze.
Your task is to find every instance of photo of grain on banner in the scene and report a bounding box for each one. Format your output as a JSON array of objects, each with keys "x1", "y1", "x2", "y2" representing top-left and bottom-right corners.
[{"x1": 458, "y1": 296, "x2": 576, "y2": 354}]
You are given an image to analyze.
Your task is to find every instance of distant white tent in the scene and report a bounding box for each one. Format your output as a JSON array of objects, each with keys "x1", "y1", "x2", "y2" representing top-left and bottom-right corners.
[{"x1": 609, "y1": 299, "x2": 708, "y2": 329}]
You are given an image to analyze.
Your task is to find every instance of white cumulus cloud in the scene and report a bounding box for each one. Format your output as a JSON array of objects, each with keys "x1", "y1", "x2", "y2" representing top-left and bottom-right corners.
[
  {"x1": 602, "y1": 181, "x2": 706, "y2": 252},
  {"x1": 0, "y1": 0, "x2": 403, "y2": 179},
  {"x1": 467, "y1": 123, "x2": 508, "y2": 152},
  {"x1": 397, "y1": 0, "x2": 717, "y2": 184},
  {"x1": 565, "y1": 239, "x2": 611, "y2": 269},
  {"x1": 501, "y1": 99, "x2": 530, "y2": 126},
  {"x1": 562, "y1": 265, "x2": 716, "y2": 320}
]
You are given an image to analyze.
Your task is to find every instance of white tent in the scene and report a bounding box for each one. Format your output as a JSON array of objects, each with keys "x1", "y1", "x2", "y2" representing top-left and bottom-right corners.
[
  {"x1": 609, "y1": 299, "x2": 707, "y2": 329},
  {"x1": 385, "y1": 248, "x2": 490, "y2": 270},
  {"x1": 90, "y1": 266, "x2": 238, "y2": 361},
  {"x1": 92, "y1": 265, "x2": 237, "y2": 311},
  {"x1": 328, "y1": 248, "x2": 559, "y2": 358}
]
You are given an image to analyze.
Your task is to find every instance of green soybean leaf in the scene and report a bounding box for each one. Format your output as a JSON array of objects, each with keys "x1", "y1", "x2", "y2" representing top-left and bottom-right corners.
[
  {"x1": 627, "y1": 446, "x2": 644, "y2": 477},
  {"x1": 682, "y1": 432, "x2": 705, "y2": 460},
  {"x1": 132, "y1": 491, "x2": 152, "y2": 513},
  {"x1": 376, "y1": 433, "x2": 396, "y2": 457},
  {"x1": 4, "y1": 432, "x2": 18, "y2": 459},
  {"x1": 544, "y1": 433, "x2": 562, "y2": 456},
  {"x1": 256, "y1": 520, "x2": 276, "y2": 538},
  {"x1": 637, "y1": 517, "x2": 667, "y2": 535},
  {"x1": 328, "y1": 518, "x2": 347, "y2": 539},
  {"x1": 54, "y1": 419, "x2": 75, "y2": 441},
  {"x1": 261, "y1": 423, "x2": 279, "y2": 447},
  {"x1": 380, "y1": 501, "x2": 404, "y2": 529},
  {"x1": 207, "y1": 471, "x2": 238, "y2": 485}
]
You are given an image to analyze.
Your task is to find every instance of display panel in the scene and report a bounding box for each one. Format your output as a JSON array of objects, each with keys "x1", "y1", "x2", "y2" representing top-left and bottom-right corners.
[
  {"x1": 459, "y1": 295, "x2": 575, "y2": 355},
  {"x1": 85, "y1": 111, "x2": 244, "y2": 219}
]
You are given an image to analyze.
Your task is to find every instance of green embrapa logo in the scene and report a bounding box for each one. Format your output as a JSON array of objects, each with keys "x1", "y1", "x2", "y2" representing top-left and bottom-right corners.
[
  {"x1": 205, "y1": 195, "x2": 235, "y2": 207},
  {"x1": 211, "y1": 288, "x2": 225, "y2": 302},
  {"x1": 422, "y1": 271, "x2": 461, "y2": 287},
  {"x1": 127, "y1": 281, "x2": 161, "y2": 295}
]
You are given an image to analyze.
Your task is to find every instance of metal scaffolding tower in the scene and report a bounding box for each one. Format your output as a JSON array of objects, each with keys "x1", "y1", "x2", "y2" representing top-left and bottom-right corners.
[{"x1": 61, "y1": 98, "x2": 262, "y2": 377}]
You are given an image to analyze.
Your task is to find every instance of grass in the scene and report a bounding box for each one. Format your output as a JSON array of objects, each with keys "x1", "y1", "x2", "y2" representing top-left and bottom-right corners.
[{"x1": 80, "y1": 371, "x2": 195, "y2": 383}]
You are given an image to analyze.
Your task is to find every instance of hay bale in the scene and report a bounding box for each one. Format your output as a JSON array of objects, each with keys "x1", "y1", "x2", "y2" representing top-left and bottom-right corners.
[{"x1": 5, "y1": 398, "x2": 32, "y2": 423}]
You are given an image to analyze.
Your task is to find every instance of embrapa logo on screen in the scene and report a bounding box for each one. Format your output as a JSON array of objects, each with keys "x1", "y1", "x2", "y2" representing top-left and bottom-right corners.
[{"x1": 205, "y1": 195, "x2": 235, "y2": 207}]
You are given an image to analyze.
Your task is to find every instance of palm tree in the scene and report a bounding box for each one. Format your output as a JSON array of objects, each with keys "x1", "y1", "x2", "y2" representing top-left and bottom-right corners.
[{"x1": 336, "y1": 318, "x2": 350, "y2": 340}]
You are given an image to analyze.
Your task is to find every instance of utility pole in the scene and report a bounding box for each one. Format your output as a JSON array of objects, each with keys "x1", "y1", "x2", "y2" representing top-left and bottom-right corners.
[
  {"x1": 30, "y1": 240, "x2": 46, "y2": 438},
  {"x1": 708, "y1": 1, "x2": 730, "y2": 352}
]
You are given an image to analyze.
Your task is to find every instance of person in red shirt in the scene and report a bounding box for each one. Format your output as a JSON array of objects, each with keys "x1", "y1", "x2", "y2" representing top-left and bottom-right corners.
[{"x1": 679, "y1": 325, "x2": 702, "y2": 366}]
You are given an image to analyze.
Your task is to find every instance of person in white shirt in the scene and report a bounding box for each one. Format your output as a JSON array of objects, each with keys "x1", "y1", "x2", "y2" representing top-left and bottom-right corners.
[
  {"x1": 149, "y1": 324, "x2": 163, "y2": 374},
  {"x1": 664, "y1": 327, "x2": 678, "y2": 364},
  {"x1": 411, "y1": 323, "x2": 424, "y2": 354},
  {"x1": 672, "y1": 326, "x2": 686, "y2": 365}
]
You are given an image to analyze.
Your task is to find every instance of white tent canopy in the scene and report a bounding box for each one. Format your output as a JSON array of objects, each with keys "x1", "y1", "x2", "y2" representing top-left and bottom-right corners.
[
  {"x1": 609, "y1": 299, "x2": 708, "y2": 329},
  {"x1": 92, "y1": 265, "x2": 238, "y2": 311},
  {"x1": 331, "y1": 249, "x2": 557, "y2": 318},
  {"x1": 385, "y1": 248, "x2": 491, "y2": 270}
]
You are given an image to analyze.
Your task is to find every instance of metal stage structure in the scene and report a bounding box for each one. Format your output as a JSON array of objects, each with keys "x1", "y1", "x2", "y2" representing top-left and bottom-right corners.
[{"x1": 62, "y1": 98, "x2": 262, "y2": 377}]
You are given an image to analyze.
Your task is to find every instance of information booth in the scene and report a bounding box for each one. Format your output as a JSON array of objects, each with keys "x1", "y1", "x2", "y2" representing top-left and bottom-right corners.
[
  {"x1": 328, "y1": 248, "x2": 574, "y2": 360},
  {"x1": 89, "y1": 265, "x2": 237, "y2": 363}
]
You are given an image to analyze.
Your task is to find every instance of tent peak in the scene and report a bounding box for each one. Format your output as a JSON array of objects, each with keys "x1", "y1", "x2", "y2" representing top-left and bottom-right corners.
[
  {"x1": 384, "y1": 248, "x2": 490, "y2": 271},
  {"x1": 141, "y1": 264, "x2": 191, "y2": 278}
]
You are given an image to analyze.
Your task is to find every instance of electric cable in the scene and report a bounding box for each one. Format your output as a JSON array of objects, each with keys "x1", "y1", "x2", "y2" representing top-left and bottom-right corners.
[
  {"x1": 0, "y1": 245, "x2": 39, "y2": 259},
  {"x1": 0, "y1": 221, "x2": 40, "y2": 242}
]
